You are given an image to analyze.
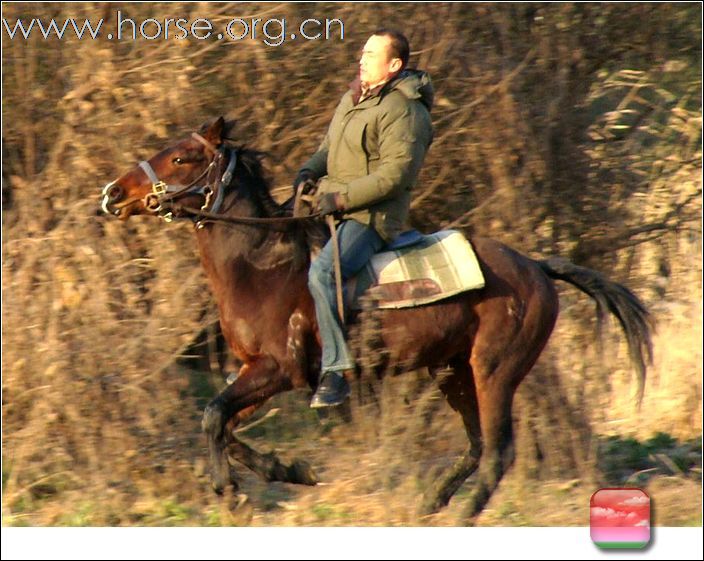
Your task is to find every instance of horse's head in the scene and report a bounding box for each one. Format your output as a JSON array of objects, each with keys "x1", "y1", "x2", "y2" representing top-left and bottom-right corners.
[{"x1": 101, "y1": 117, "x2": 229, "y2": 220}]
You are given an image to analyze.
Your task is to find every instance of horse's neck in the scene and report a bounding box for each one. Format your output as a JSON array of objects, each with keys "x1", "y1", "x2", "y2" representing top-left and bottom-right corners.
[{"x1": 193, "y1": 192, "x2": 302, "y2": 304}]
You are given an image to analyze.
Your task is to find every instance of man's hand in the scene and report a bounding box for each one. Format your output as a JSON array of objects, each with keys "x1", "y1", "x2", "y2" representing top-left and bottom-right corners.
[
  {"x1": 292, "y1": 170, "x2": 317, "y2": 196},
  {"x1": 316, "y1": 192, "x2": 345, "y2": 216}
]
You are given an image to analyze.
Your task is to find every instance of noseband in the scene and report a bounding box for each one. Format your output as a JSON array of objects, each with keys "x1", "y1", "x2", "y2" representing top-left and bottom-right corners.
[{"x1": 139, "y1": 132, "x2": 237, "y2": 224}]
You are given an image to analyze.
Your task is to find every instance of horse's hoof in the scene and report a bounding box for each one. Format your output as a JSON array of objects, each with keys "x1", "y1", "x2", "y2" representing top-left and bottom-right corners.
[
  {"x1": 417, "y1": 499, "x2": 440, "y2": 517},
  {"x1": 211, "y1": 478, "x2": 225, "y2": 495},
  {"x1": 210, "y1": 464, "x2": 240, "y2": 495},
  {"x1": 209, "y1": 452, "x2": 230, "y2": 495},
  {"x1": 418, "y1": 491, "x2": 449, "y2": 517},
  {"x1": 289, "y1": 459, "x2": 319, "y2": 485}
]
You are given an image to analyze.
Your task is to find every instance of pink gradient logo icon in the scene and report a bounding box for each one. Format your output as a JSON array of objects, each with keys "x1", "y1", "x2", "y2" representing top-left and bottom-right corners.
[{"x1": 590, "y1": 488, "x2": 651, "y2": 549}]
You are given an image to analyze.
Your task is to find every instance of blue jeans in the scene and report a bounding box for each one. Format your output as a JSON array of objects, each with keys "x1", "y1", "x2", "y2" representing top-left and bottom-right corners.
[{"x1": 308, "y1": 219, "x2": 385, "y2": 374}]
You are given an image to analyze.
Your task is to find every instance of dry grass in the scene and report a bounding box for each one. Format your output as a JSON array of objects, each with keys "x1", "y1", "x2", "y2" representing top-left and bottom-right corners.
[{"x1": 2, "y1": 2, "x2": 701, "y2": 527}]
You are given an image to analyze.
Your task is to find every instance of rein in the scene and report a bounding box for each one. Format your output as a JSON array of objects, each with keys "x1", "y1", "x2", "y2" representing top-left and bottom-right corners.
[{"x1": 165, "y1": 203, "x2": 321, "y2": 226}]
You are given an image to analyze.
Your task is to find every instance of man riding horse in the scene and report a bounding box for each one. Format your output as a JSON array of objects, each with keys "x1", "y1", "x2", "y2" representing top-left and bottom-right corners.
[
  {"x1": 295, "y1": 29, "x2": 434, "y2": 408},
  {"x1": 100, "y1": 27, "x2": 651, "y2": 522}
]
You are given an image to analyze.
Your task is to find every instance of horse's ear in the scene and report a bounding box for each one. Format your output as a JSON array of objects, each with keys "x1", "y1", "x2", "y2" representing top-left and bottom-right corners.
[
  {"x1": 222, "y1": 119, "x2": 237, "y2": 141},
  {"x1": 201, "y1": 116, "x2": 225, "y2": 146}
]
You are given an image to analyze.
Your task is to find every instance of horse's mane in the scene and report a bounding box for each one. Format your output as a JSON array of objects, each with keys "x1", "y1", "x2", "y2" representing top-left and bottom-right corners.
[
  {"x1": 229, "y1": 145, "x2": 286, "y2": 219},
  {"x1": 215, "y1": 120, "x2": 327, "y2": 268}
]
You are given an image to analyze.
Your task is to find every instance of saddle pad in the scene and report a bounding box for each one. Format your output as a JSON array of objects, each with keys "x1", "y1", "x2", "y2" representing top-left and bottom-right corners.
[{"x1": 351, "y1": 230, "x2": 485, "y2": 309}]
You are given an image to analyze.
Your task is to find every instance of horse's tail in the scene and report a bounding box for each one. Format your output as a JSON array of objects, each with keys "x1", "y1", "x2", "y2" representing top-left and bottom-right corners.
[{"x1": 537, "y1": 256, "x2": 654, "y2": 405}]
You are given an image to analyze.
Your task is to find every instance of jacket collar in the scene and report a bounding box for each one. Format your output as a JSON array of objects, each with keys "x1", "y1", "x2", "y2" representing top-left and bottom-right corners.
[{"x1": 348, "y1": 72, "x2": 400, "y2": 107}]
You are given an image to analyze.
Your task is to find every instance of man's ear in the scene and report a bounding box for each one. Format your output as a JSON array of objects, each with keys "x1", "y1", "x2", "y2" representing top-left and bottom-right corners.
[
  {"x1": 389, "y1": 58, "x2": 403, "y2": 74},
  {"x1": 201, "y1": 116, "x2": 225, "y2": 146}
]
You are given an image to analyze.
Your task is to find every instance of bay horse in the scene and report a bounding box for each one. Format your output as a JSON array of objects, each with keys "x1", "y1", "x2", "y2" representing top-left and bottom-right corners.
[{"x1": 101, "y1": 117, "x2": 653, "y2": 522}]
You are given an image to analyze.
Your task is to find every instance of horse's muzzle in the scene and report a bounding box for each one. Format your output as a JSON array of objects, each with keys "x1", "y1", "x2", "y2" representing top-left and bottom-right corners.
[{"x1": 101, "y1": 181, "x2": 124, "y2": 216}]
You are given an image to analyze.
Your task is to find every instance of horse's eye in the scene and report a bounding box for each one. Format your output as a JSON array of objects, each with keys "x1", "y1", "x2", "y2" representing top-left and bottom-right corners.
[{"x1": 173, "y1": 157, "x2": 184, "y2": 165}]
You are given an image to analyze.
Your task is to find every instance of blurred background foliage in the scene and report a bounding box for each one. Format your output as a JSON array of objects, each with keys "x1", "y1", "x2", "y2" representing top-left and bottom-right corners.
[{"x1": 1, "y1": 2, "x2": 701, "y2": 526}]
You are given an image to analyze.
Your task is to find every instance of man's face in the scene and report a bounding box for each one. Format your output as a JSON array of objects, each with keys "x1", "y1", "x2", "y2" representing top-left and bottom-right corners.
[{"x1": 359, "y1": 34, "x2": 402, "y2": 85}]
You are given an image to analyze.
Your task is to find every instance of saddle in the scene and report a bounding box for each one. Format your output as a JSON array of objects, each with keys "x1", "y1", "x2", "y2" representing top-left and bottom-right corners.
[{"x1": 346, "y1": 229, "x2": 485, "y2": 310}]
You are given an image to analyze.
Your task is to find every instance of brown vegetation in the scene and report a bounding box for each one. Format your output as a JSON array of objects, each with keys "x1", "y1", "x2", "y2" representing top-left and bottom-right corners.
[{"x1": 2, "y1": 3, "x2": 701, "y2": 526}]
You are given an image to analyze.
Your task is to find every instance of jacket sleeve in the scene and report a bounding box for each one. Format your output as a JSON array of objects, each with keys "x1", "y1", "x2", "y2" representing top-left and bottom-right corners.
[
  {"x1": 298, "y1": 132, "x2": 329, "y2": 179},
  {"x1": 338, "y1": 102, "x2": 431, "y2": 211}
]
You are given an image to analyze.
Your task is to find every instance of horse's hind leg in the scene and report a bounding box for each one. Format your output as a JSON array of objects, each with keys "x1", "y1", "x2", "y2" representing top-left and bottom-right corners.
[
  {"x1": 419, "y1": 356, "x2": 482, "y2": 516},
  {"x1": 459, "y1": 375, "x2": 517, "y2": 523},
  {"x1": 461, "y1": 307, "x2": 556, "y2": 522}
]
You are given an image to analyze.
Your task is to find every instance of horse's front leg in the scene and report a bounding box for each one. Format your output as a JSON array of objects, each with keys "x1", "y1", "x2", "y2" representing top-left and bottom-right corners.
[
  {"x1": 201, "y1": 355, "x2": 317, "y2": 493},
  {"x1": 226, "y1": 436, "x2": 318, "y2": 486},
  {"x1": 202, "y1": 355, "x2": 286, "y2": 493}
]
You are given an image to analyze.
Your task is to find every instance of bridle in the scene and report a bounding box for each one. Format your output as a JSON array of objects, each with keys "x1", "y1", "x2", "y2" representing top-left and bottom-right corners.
[
  {"x1": 137, "y1": 132, "x2": 237, "y2": 227},
  {"x1": 102, "y1": 132, "x2": 319, "y2": 229}
]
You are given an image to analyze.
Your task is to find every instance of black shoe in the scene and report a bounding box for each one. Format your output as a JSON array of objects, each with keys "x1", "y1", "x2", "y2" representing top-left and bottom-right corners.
[{"x1": 310, "y1": 372, "x2": 350, "y2": 408}]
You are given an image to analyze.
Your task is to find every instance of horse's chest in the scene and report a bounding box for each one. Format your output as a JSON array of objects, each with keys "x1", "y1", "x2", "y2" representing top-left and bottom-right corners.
[{"x1": 222, "y1": 317, "x2": 261, "y2": 361}]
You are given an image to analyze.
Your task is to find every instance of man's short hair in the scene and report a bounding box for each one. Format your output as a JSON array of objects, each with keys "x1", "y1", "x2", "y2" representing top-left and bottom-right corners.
[{"x1": 372, "y1": 28, "x2": 410, "y2": 70}]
